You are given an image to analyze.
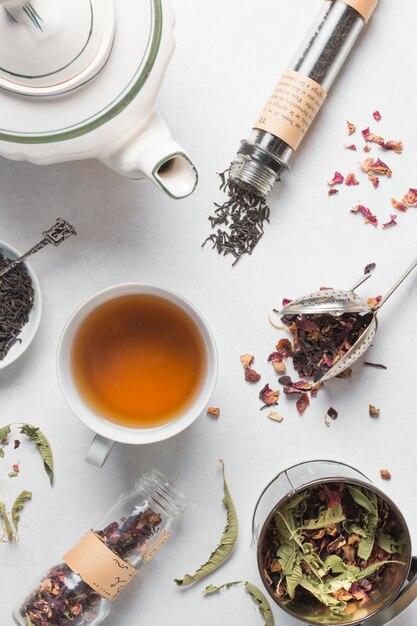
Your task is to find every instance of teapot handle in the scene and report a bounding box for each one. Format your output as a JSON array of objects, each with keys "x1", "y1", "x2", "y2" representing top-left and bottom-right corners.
[{"x1": 101, "y1": 112, "x2": 198, "y2": 199}]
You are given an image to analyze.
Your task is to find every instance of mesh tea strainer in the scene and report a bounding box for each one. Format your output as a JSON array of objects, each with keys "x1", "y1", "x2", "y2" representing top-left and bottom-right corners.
[{"x1": 278, "y1": 257, "x2": 417, "y2": 384}]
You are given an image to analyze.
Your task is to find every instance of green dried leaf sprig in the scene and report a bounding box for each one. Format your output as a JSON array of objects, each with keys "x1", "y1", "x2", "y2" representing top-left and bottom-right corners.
[
  {"x1": 0, "y1": 492, "x2": 32, "y2": 542},
  {"x1": 0, "y1": 422, "x2": 53, "y2": 485},
  {"x1": 175, "y1": 460, "x2": 238, "y2": 587},
  {"x1": 204, "y1": 581, "x2": 275, "y2": 626}
]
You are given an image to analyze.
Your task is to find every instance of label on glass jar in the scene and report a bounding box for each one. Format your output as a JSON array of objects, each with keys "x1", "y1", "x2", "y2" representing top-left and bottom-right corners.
[
  {"x1": 341, "y1": 0, "x2": 378, "y2": 22},
  {"x1": 253, "y1": 70, "x2": 327, "y2": 151},
  {"x1": 143, "y1": 530, "x2": 172, "y2": 563},
  {"x1": 64, "y1": 530, "x2": 137, "y2": 601}
]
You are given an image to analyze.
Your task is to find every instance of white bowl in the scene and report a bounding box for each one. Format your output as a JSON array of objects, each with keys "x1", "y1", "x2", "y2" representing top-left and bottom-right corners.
[{"x1": 0, "y1": 240, "x2": 42, "y2": 369}]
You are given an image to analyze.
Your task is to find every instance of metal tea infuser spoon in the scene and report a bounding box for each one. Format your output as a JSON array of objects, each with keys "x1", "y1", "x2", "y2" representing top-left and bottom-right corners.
[
  {"x1": 0, "y1": 218, "x2": 77, "y2": 278},
  {"x1": 277, "y1": 256, "x2": 417, "y2": 384}
]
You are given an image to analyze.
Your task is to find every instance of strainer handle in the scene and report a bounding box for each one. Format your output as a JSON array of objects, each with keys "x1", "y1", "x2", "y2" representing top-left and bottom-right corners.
[
  {"x1": 359, "y1": 557, "x2": 417, "y2": 626},
  {"x1": 377, "y1": 256, "x2": 417, "y2": 311}
]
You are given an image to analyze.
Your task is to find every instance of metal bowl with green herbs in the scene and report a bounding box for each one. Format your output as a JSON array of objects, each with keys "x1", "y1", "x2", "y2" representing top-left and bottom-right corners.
[{"x1": 259, "y1": 482, "x2": 410, "y2": 625}]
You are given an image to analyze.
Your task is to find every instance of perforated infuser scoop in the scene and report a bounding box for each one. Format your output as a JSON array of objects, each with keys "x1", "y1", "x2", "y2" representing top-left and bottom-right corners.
[{"x1": 278, "y1": 257, "x2": 417, "y2": 383}]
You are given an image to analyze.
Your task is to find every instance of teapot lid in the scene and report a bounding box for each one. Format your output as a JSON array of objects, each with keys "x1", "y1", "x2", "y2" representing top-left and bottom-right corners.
[
  {"x1": 0, "y1": 0, "x2": 116, "y2": 96},
  {"x1": 0, "y1": 0, "x2": 165, "y2": 145}
]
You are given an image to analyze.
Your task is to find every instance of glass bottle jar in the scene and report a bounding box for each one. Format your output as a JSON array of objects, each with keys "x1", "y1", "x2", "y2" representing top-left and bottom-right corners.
[{"x1": 13, "y1": 470, "x2": 187, "y2": 626}]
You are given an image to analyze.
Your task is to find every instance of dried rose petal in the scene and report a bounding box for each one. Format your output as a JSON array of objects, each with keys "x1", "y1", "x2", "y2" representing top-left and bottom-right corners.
[
  {"x1": 327, "y1": 407, "x2": 338, "y2": 420},
  {"x1": 367, "y1": 296, "x2": 381, "y2": 309},
  {"x1": 245, "y1": 368, "x2": 261, "y2": 383},
  {"x1": 311, "y1": 384, "x2": 321, "y2": 398},
  {"x1": 267, "y1": 411, "x2": 283, "y2": 423},
  {"x1": 296, "y1": 393, "x2": 309, "y2": 415},
  {"x1": 259, "y1": 384, "x2": 279, "y2": 407},
  {"x1": 292, "y1": 380, "x2": 313, "y2": 391},
  {"x1": 363, "y1": 145, "x2": 371, "y2": 153},
  {"x1": 12, "y1": 463, "x2": 19, "y2": 473},
  {"x1": 381, "y1": 140, "x2": 403, "y2": 154},
  {"x1": 351, "y1": 204, "x2": 378, "y2": 227},
  {"x1": 362, "y1": 127, "x2": 384, "y2": 145},
  {"x1": 345, "y1": 173, "x2": 360, "y2": 186},
  {"x1": 282, "y1": 298, "x2": 292, "y2": 307},
  {"x1": 382, "y1": 214, "x2": 398, "y2": 229},
  {"x1": 240, "y1": 354, "x2": 254, "y2": 370},
  {"x1": 369, "y1": 158, "x2": 392, "y2": 177},
  {"x1": 269, "y1": 355, "x2": 286, "y2": 373},
  {"x1": 369, "y1": 404, "x2": 380, "y2": 417},
  {"x1": 328, "y1": 171, "x2": 344, "y2": 186},
  {"x1": 326, "y1": 490, "x2": 340, "y2": 507},
  {"x1": 347, "y1": 121, "x2": 356, "y2": 136},
  {"x1": 361, "y1": 157, "x2": 374, "y2": 173},
  {"x1": 380, "y1": 468, "x2": 391, "y2": 480},
  {"x1": 278, "y1": 375, "x2": 292, "y2": 388},
  {"x1": 207, "y1": 407, "x2": 220, "y2": 418},
  {"x1": 328, "y1": 188, "x2": 339, "y2": 197},
  {"x1": 368, "y1": 173, "x2": 379, "y2": 189},
  {"x1": 373, "y1": 110, "x2": 382, "y2": 122},
  {"x1": 403, "y1": 188, "x2": 417, "y2": 207},
  {"x1": 391, "y1": 198, "x2": 408, "y2": 212},
  {"x1": 344, "y1": 144, "x2": 357, "y2": 151},
  {"x1": 364, "y1": 263, "x2": 376, "y2": 274},
  {"x1": 276, "y1": 338, "x2": 292, "y2": 358},
  {"x1": 14, "y1": 439, "x2": 20, "y2": 449}
]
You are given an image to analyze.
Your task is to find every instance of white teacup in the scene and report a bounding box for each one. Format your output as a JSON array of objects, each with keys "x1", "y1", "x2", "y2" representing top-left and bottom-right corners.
[{"x1": 57, "y1": 284, "x2": 218, "y2": 467}]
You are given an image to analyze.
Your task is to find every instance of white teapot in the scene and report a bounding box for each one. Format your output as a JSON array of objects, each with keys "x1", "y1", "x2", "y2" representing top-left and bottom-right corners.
[{"x1": 0, "y1": 0, "x2": 198, "y2": 198}]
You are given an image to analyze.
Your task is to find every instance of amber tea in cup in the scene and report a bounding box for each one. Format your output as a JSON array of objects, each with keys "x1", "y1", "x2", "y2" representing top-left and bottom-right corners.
[{"x1": 71, "y1": 294, "x2": 207, "y2": 428}]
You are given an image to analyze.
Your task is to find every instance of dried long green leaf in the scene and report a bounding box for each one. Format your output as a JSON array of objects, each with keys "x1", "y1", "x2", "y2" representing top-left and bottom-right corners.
[
  {"x1": 11, "y1": 490, "x2": 32, "y2": 533},
  {"x1": 0, "y1": 424, "x2": 11, "y2": 441},
  {"x1": 0, "y1": 501, "x2": 14, "y2": 541},
  {"x1": 19, "y1": 424, "x2": 54, "y2": 485},
  {"x1": 174, "y1": 460, "x2": 238, "y2": 587},
  {"x1": 204, "y1": 581, "x2": 275, "y2": 626}
]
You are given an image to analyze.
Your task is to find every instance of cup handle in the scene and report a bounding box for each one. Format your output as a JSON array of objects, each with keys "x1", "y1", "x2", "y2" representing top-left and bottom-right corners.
[{"x1": 85, "y1": 434, "x2": 115, "y2": 468}]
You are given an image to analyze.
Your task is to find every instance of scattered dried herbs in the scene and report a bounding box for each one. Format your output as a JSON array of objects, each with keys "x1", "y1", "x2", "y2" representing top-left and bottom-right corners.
[
  {"x1": 364, "y1": 362, "x2": 387, "y2": 370},
  {"x1": 203, "y1": 170, "x2": 270, "y2": 265},
  {"x1": 11, "y1": 490, "x2": 32, "y2": 535},
  {"x1": 18, "y1": 506, "x2": 162, "y2": 625},
  {"x1": 267, "y1": 411, "x2": 283, "y2": 424},
  {"x1": 373, "y1": 110, "x2": 382, "y2": 122},
  {"x1": 344, "y1": 144, "x2": 357, "y2": 151},
  {"x1": 207, "y1": 407, "x2": 220, "y2": 418},
  {"x1": 328, "y1": 189, "x2": 339, "y2": 197},
  {"x1": 204, "y1": 581, "x2": 275, "y2": 626},
  {"x1": 280, "y1": 310, "x2": 373, "y2": 382},
  {"x1": 0, "y1": 501, "x2": 14, "y2": 541},
  {"x1": 382, "y1": 214, "x2": 398, "y2": 229},
  {"x1": 19, "y1": 423, "x2": 54, "y2": 485},
  {"x1": 380, "y1": 469, "x2": 391, "y2": 481},
  {"x1": 262, "y1": 482, "x2": 405, "y2": 619},
  {"x1": 351, "y1": 204, "x2": 378, "y2": 226},
  {"x1": 175, "y1": 461, "x2": 238, "y2": 587},
  {"x1": 328, "y1": 172, "x2": 344, "y2": 186},
  {"x1": 259, "y1": 385, "x2": 280, "y2": 410},
  {"x1": 246, "y1": 369, "x2": 261, "y2": 383},
  {"x1": 345, "y1": 173, "x2": 359, "y2": 186},
  {"x1": 369, "y1": 404, "x2": 380, "y2": 417},
  {"x1": 0, "y1": 251, "x2": 34, "y2": 361},
  {"x1": 347, "y1": 121, "x2": 356, "y2": 136}
]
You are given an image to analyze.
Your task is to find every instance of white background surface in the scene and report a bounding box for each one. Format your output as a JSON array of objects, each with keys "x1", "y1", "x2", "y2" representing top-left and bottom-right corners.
[{"x1": 0, "y1": 0, "x2": 416, "y2": 624}]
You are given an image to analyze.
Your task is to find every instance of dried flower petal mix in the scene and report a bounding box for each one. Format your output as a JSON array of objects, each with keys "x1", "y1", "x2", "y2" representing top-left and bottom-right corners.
[{"x1": 261, "y1": 482, "x2": 406, "y2": 620}]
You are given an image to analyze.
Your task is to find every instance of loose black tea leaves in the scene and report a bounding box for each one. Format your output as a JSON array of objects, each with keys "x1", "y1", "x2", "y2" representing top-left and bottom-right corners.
[
  {"x1": 202, "y1": 170, "x2": 271, "y2": 265},
  {"x1": 0, "y1": 251, "x2": 34, "y2": 360},
  {"x1": 262, "y1": 483, "x2": 405, "y2": 620}
]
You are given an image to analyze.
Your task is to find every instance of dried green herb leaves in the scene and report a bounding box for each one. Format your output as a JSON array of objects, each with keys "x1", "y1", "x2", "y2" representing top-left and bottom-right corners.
[
  {"x1": 175, "y1": 460, "x2": 238, "y2": 587},
  {"x1": 0, "y1": 492, "x2": 33, "y2": 542},
  {"x1": 262, "y1": 483, "x2": 406, "y2": 618},
  {"x1": 0, "y1": 424, "x2": 11, "y2": 442},
  {"x1": 19, "y1": 424, "x2": 54, "y2": 485},
  {"x1": 204, "y1": 581, "x2": 275, "y2": 626},
  {"x1": 0, "y1": 501, "x2": 14, "y2": 541},
  {"x1": 11, "y1": 491, "x2": 32, "y2": 534}
]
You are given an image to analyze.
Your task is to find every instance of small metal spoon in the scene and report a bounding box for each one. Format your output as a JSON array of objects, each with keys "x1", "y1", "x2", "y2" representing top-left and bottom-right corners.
[
  {"x1": 0, "y1": 218, "x2": 77, "y2": 279},
  {"x1": 278, "y1": 256, "x2": 417, "y2": 384}
]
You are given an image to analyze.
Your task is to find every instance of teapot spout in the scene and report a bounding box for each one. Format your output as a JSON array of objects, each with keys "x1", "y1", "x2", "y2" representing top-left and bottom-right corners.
[{"x1": 101, "y1": 112, "x2": 198, "y2": 199}]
